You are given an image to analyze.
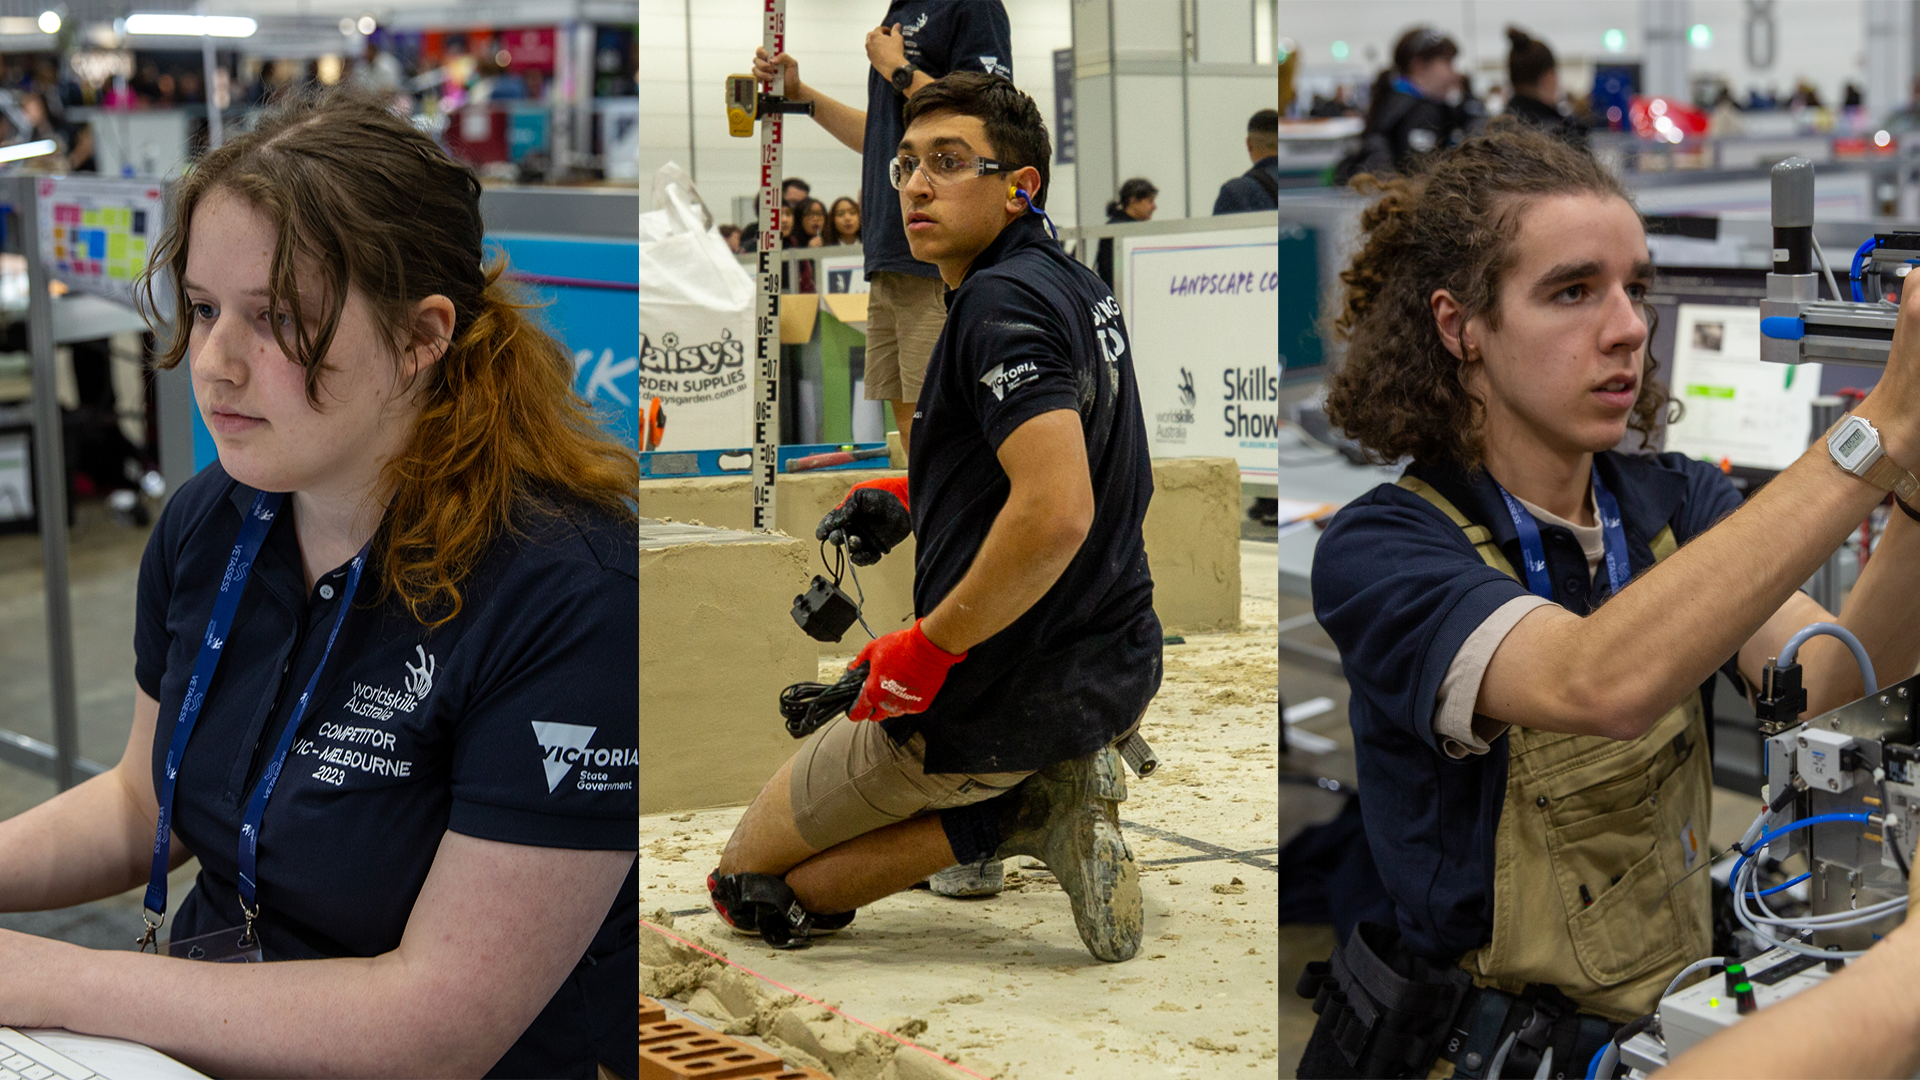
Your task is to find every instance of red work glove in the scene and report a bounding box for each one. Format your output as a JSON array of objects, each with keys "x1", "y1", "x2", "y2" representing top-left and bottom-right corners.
[
  {"x1": 847, "y1": 619, "x2": 966, "y2": 720},
  {"x1": 816, "y1": 476, "x2": 912, "y2": 566}
]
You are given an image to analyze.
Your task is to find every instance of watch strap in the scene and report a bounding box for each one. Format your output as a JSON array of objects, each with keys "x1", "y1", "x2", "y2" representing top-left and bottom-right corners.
[{"x1": 1862, "y1": 452, "x2": 1920, "y2": 501}]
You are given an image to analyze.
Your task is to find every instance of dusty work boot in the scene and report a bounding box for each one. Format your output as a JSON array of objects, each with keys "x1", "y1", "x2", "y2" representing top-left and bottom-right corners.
[
  {"x1": 928, "y1": 858, "x2": 1005, "y2": 897},
  {"x1": 992, "y1": 745, "x2": 1141, "y2": 962}
]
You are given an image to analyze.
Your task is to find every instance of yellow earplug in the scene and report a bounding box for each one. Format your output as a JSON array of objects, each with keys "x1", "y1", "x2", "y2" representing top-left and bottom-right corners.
[{"x1": 1009, "y1": 185, "x2": 1018, "y2": 199}]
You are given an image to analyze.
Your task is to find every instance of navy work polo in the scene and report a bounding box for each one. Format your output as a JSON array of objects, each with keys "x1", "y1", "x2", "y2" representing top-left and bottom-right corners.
[
  {"x1": 889, "y1": 213, "x2": 1162, "y2": 774},
  {"x1": 1310, "y1": 450, "x2": 1744, "y2": 961},
  {"x1": 135, "y1": 462, "x2": 639, "y2": 1080}
]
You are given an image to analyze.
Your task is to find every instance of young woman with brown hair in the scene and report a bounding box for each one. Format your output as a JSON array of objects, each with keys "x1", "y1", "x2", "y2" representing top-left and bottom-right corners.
[
  {"x1": 1299, "y1": 122, "x2": 1920, "y2": 1077},
  {"x1": 826, "y1": 195, "x2": 861, "y2": 245},
  {"x1": 0, "y1": 91, "x2": 638, "y2": 1079}
]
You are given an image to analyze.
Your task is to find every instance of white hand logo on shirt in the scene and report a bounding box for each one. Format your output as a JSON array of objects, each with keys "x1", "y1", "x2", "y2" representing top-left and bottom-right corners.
[{"x1": 404, "y1": 646, "x2": 436, "y2": 700}]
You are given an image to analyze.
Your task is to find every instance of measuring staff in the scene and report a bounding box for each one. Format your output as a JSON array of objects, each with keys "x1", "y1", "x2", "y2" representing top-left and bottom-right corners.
[
  {"x1": 1297, "y1": 122, "x2": 1920, "y2": 1079},
  {"x1": 0, "y1": 92, "x2": 639, "y2": 1080}
]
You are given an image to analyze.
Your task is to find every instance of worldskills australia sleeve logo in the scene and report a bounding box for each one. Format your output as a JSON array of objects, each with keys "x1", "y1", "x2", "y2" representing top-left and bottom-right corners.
[{"x1": 531, "y1": 720, "x2": 639, "y2": 794}]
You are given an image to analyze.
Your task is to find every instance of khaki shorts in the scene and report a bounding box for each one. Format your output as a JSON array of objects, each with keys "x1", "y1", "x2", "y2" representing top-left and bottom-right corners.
[
  {"x1": 863, "y1": 271, "x2": 947, "y2": 404},
  {"x1": 789, "y1": 717, "x2": 1031, "y2": 852}
]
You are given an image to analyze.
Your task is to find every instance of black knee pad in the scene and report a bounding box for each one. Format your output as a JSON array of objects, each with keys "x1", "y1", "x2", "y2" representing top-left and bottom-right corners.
[{"x1": 707, "y1": 871, "x2": 817, "y2": 949}]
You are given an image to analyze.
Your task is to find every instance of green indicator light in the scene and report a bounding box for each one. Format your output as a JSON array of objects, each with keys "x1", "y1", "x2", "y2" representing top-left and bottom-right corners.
[
  {"x1": 1734, "y1": 981, "x2": 1753, "y2": 994},
  {"x1": 1331, "y1": 40, "x2": 1349, "y2": 60},
  {"x1": 1709, "y1": 997, "x2": 1720, "y2": 1007}
]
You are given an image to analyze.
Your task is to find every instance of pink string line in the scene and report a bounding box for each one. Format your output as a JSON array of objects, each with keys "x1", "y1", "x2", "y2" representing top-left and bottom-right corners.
[{"x1": 640, "y1": 919, "x2": 991, "y2": 1079}]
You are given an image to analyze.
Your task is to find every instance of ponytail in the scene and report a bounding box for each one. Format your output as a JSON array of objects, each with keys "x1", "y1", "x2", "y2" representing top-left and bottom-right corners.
[{"x1": 379, "y1": 262, "x2": 637, "y2": 626}]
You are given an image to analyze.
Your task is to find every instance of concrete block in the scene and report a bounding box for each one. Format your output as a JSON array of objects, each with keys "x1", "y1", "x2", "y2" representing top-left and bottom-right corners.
[
  {"x1": 639, "y1": 521, "x2": 820, "y2": 815},
  {"x1": 634, "y1": 455, "x2": 1241, "y2": 648},
  {"x1": 638, "y1": 1019, "x2": 786, "y2": 1079},
  {"x1": 886, "y1": 430, "x2": 905, "y2": 469},
  {"x1": 1143, "y1": 456, "x2": 1242, "y2": 632}
]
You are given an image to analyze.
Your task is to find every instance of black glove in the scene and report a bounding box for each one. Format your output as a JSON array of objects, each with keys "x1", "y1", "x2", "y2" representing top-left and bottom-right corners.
[{"x1": 815, "y1": 482, "x2": 911, "y2": 566}]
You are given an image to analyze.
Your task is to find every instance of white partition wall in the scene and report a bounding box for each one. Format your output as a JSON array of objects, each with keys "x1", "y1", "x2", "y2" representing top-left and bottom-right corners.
[{"x1": 1072, "y1": 0, "x2": 1278, "y2": 228}]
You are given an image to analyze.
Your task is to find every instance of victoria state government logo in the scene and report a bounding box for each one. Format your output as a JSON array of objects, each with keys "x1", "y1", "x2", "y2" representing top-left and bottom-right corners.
[{"x1": 531, "y1": 721, "x2": 639, "y2": 794}]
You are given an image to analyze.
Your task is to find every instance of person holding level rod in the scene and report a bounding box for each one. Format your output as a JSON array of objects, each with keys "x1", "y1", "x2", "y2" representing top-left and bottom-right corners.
[
  {"x1": 750, "y1": 0, "x2": 1012, "y2": 456},
  {"x1": 709, "y1": 73, "x2": 1162, "y2": 963},
  {"x1": 1296, "y1": 121, "x2": 1920, "y2": 1078}
]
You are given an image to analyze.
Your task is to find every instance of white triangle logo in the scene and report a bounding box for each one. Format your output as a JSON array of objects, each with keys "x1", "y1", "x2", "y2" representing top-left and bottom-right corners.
[{"x1": 531, "y1": 720, "x2": 597, "y2": 793}]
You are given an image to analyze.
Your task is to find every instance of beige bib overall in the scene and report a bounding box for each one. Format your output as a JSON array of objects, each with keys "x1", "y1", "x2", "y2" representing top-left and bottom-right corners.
[{"x1": 1398, "y1": 476, "x2": 1714, "y2": 1022}]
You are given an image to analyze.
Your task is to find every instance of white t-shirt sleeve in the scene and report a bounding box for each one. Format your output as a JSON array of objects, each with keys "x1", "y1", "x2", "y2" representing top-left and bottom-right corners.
[{"x1": 1432, "y1": 594, "x2": 1553, "y2": 758}]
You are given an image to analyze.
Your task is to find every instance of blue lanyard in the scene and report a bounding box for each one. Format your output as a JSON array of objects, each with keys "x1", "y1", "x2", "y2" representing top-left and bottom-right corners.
[
  {"x1": 1493, "y1": 465, "x2": 1632, "y2": 601},
  {"x1": 139, "y1": 490, "x2": 369, "y2": 951}
]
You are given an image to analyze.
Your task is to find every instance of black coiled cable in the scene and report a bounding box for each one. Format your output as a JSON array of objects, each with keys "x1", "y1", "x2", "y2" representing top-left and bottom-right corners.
[{"x1": 780, "y1": 662, "x2": 870, "y2": 739}]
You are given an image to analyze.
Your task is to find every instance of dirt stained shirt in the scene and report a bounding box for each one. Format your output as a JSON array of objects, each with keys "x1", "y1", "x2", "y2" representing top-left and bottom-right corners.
[{"x1": 890, "y1": 213, "x2": 1162, "y2": 774}]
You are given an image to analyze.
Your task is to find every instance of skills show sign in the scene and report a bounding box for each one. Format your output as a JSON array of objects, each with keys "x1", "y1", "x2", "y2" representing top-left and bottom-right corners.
[{"x1": 1121, "y1": 224, "x2": 1280, "y2": 484}]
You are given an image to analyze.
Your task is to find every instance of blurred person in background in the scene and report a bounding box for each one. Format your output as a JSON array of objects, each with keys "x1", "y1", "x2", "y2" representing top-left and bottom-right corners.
[
  {"x1": 1334, "y1": 26, "x2": 1473, "y2": 184},
  {"x1": 719, "y1": 223, "x2": 743, "y2": 253},
  {"x1": 739, "y1": 176, "x2": 812, "y2": 252},
  {"x1": 1504, "y1": 26, "x2": 1587, "y2": 148},
  {"x1": 1098, "y1": 177, "x2": 1156, "y2": 286},
  {"x1": 1214, "y1": 110, "x2": 1280, "y2": 214},
  {"x1": 784, "y1": 196, "x2": 828, "y2": 293},
  {"x1": 827, "y1": 196, "x2": 862, "y2": 245}
]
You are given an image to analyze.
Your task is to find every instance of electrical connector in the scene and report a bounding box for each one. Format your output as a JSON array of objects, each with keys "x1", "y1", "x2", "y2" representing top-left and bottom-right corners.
[{"x1": 1756, "y1": 658, "x2": 1807, "y2": 732}]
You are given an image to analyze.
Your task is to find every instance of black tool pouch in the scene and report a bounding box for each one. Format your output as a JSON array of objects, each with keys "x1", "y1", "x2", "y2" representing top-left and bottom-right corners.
[{"x1": 1296, "y1": 922, "x2": 1472, "y2": 1078}]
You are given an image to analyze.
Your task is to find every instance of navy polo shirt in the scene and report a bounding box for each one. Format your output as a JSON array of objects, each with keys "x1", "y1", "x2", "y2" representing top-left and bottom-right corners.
[
  {"x1": 860, "y1": 0, "x2": 1012, "y2": 280},
  {"x1": 887, "y1": 213, "x2": 1161, "y2": 774},
  {"x1": 1310, "y1": 451, "x2": 1743, "y2": 961},
  {"x1": 135, "y1": 462, "x2": 638, "y2": 1080}
]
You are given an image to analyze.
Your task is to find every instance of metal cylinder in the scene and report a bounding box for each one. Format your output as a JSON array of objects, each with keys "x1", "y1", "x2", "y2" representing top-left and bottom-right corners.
[{"x1": 1773, "y1": 156, "x2": 1816, "y2": 275}]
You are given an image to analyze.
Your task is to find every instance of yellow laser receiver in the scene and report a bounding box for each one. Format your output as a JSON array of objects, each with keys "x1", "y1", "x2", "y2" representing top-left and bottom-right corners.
[
  {"x1": 726, "y1": 74, "x2": 758, "y2": 137},
  {"x1": 726, "y1": 74, "x2": 815, "y2": 136}
]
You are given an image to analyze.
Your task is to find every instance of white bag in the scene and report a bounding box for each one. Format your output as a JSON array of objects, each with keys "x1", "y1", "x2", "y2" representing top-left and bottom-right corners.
[{"x1": 637, "y1": 162, "x2": 754, "y2": 451}]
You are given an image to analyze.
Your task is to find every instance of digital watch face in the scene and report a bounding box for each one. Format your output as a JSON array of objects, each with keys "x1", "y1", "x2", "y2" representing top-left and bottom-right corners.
[{"x1": 1838, "y1": 428, "x2": 1868, "y2": 461}]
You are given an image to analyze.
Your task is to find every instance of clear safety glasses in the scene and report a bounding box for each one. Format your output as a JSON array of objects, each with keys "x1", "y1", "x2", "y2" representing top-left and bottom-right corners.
[{"x1": 888, "y1": 151, "x2": 1010, "y2": 190}]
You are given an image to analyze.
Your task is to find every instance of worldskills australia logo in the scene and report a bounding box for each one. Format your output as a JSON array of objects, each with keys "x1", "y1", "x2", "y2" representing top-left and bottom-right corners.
[
  {"x1": 344, "y1": 646, "x2": 435, "y2": 721},
  {"x1": 531, "y1": 721, "x2": 639, "y2": 794}
]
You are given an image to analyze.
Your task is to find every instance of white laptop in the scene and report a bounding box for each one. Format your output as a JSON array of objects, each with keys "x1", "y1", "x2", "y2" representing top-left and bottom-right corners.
[{"x1": 0, "y1": 1028, "x2": 205, "y2": 1080}]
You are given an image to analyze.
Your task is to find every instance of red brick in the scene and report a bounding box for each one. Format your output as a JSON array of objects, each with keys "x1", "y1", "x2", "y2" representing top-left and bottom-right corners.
[
  {"x1": 766, "y1": 1068, "x2": 834, "y2": 1080},
  {"x1": 638, "y1": 1019, "x2": 786, "y2": 1080},
  {"x1": 639, "y1": 996, "x2": 668, "y2": 1025}
]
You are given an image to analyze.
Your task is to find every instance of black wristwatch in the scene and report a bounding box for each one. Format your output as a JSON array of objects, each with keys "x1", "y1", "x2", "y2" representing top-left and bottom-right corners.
[{"x1": 890, "y1": 62, "x2": 919, "y2": 94}]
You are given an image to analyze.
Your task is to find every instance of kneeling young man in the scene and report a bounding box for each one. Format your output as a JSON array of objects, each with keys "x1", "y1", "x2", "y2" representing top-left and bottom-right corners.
[{"x1": 710, "y1": 72, "x2": 1162, "y2": 963}]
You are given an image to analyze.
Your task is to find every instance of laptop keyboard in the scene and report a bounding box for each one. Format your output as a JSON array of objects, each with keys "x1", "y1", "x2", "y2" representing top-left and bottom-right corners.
[{"x1": 0, "y1": 1029, "x2": 98, "y2": 1080}]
